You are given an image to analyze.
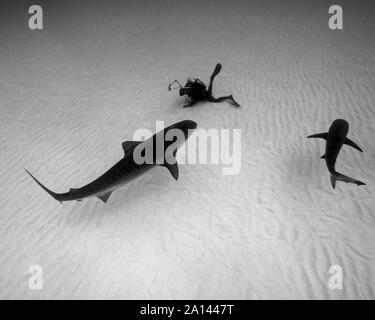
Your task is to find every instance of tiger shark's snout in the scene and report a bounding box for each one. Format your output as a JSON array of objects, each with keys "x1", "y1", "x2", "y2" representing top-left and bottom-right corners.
[
  {"x1": 167, "y1": 120, "x2": 197, "y2": 139},
  {"x1": 181, "y1": 120, "x2": 198, "y2": 134}
]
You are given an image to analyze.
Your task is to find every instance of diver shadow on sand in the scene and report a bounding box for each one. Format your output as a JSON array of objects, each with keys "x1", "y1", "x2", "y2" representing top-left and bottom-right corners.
[
  {"x1": 284, "y1": 149, "x2": 317, "y2": 188},
  {"x1": 277, "y1": 148, "x2": 327, "y2": 213},
  {"x1": 168, "y1": 63, "x2": 240, "y2": 108}
]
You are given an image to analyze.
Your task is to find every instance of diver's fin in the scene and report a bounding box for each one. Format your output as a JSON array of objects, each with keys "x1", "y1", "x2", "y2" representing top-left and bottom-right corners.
[
  {"x1": 321, "y1": 154, "x2": 326, "y2": 159},
  {"x1": 210, "y1": 63, "x2": 222, "y2": 80},
  {"x1": 161, "y1": 161, "x2": 179, "y2": 180},
  {"x1": 25, "y1": 169, "x2": 63, "y2": 204},
  {"x1": 307, "y1": 132, "x2": 328, "y2": 140},
  {"x1": 97, "y1": 191, "x2": 112, "y2": 203},
  {"x1": 330, "y1": 171, "x2": 366, "y2": 189},
  {"x1": 122, "y1": 141, "x2": 142, "y2": 155},
  {"x1": 344, "y1": 137, "x2": 363, "y2": 152}
]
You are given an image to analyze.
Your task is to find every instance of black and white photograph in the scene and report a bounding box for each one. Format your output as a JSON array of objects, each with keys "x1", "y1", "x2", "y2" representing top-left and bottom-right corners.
[{"x1": 0, "y1": 0, "x2": 374, "y2": 303}]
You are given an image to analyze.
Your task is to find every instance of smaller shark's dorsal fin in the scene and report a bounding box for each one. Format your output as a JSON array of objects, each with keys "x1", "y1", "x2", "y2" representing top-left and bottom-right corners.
[
  {"x1": 97, "y1": 191, "x2": 112, "y2": 203},
  {"x1": 161, "y1": 161, "x2": 179, "y2": 180},
  {"x1": 122, "y1": 141, "x2": 142, "y2": 155},
  {"x1": 344, "y1": 137, "x2": 363, "y2": 152},
  {"x1": 307, "y1": 132, "x2": 328, "y2": 140}
]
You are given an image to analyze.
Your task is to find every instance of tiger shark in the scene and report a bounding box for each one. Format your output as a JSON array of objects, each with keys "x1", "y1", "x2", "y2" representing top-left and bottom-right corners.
[
  {"x1": 25, "y1": 120, "x2": 197, "y2": 203},
  {"x1": 307, "y1": 119, "x2": 365, "y2": 189}
]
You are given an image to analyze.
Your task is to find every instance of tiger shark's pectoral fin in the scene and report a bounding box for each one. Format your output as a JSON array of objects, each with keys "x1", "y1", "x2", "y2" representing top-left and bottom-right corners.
[
  {"x1": 97, "y1": 191, "x2": 113, "y2": 203},
  {"x1": 122, "y1": 141, "x2": 142, "y2": 155},
  {"x1": 344, "y1": 137, "x2": 363, "y2": 152},
  {"x1": 161, "y1": 161, "x2": 179, "y2": 180},
  {"x1": 321, "y1": 154, "x2": 326, "y2": 159},
  {"x1": 307, "y1": 132, "x2": 328, "y2": 140}
]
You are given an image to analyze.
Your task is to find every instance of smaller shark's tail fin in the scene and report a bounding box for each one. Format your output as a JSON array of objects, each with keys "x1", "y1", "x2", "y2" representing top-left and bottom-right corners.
[
  {"x1": 330, "y1": 171, "x2": 366, "y2": 189},
  {"x1": 25, "y1": 169, "x2": 63, "y2": 204}
]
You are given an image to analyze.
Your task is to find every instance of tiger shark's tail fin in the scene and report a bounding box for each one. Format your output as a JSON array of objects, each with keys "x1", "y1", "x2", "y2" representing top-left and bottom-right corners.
[{"x1": 25, "y1": 169, "x2": 63, "y2": 204}]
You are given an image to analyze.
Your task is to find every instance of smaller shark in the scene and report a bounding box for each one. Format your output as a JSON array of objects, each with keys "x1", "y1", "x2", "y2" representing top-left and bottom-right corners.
[
  {"x1": 26, "y1": 120, "x2": 197, "y2": 203},
  {"x1": 307, "y1": 119, "x2": 366, "y2": 189}
]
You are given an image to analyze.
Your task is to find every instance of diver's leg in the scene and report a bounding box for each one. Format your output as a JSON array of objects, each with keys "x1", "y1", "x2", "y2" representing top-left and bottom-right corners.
[
  {"x1": 208, "y1": 95, "x2": 240, "y2": 107},
  {"x1": 208, "y1": 63, "x2": 222, "y2": 95}
]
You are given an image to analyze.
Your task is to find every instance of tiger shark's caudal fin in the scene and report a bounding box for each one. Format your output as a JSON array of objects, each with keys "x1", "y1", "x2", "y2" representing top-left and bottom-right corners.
[
  {"x1": 330, "y1": 171, "x2": 366, "y2": 189},
  {"x1": 25, "y1": 169, "x2": 63, "y2": 204}
]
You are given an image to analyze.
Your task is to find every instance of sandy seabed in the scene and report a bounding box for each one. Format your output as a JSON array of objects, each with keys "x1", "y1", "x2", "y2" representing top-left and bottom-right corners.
[{"x1": 0, "y1": 0, "x2": 374, "y2": 299}]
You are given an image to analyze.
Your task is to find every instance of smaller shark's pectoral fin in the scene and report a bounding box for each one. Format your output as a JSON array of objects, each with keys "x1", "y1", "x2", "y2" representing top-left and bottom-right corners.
[
  {"x1": 321, "y1": 154, "x2": 326, "y2": 159},
  {"x1": 122, "y1": 141, "x2": 142, "y2": 155},
  {"x1": 344, "y1": 137, "x2": 363, "y2": 152},
  {"x1": 161, "y1": 161, "x2": 179, "y2": 180},
  {"x1": 330, "y1": 175, "x2": 336, "y2": 189},
  {"x1": 97, "y1": 191, "x2": 113, "y2": 203},
  {"x1": 307, "y1": 132, "x2": 328, "y2": 140}
]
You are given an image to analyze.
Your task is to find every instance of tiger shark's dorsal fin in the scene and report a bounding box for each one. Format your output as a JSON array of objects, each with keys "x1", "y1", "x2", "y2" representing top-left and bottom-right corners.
[
  {"x1": 97, "y1": 191, "x2": 112, "y2": 203},
  {"x1": 122, "y1": 141, "x2": 142, "y2": 155}
]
